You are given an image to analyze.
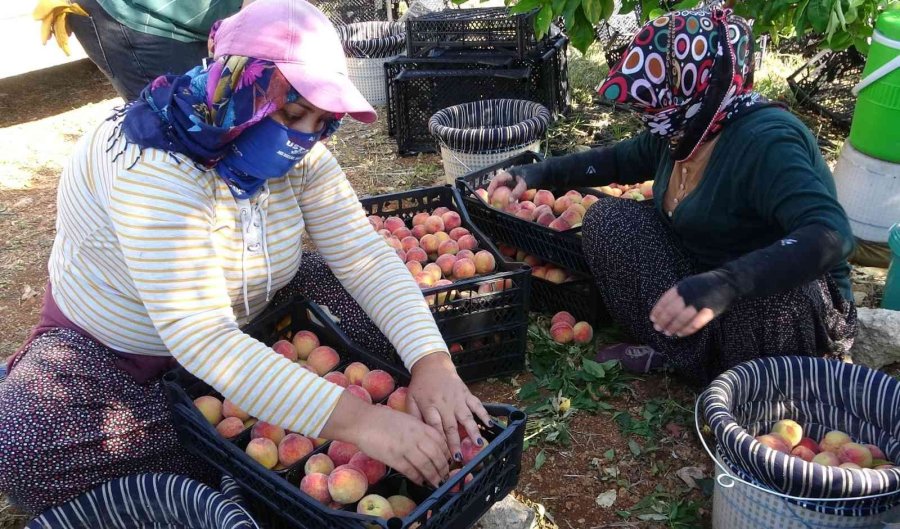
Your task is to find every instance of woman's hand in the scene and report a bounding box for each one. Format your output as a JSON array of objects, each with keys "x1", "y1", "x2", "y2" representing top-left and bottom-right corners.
[
  {"x1": 650, "y1": 286, "x2": 716, "y2": 338},
  {"x1": 487, "y1": 170, "x2": 528, "y2": 202},
  {"x1": 407, "y1": 352, "x2": 492, "y2": 465}
]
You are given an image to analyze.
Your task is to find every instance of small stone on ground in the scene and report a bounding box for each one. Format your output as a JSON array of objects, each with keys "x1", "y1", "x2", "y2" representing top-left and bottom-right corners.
[
  {"x1": 850, "y1": 307, "x2": 900, "y2": 370},
  {"x1": 475, "y1": 494, "x2": 536, "y2": 529}
]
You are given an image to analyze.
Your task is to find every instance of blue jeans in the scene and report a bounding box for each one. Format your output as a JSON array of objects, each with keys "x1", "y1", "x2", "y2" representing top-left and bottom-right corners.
[{"x1": 68, "y1": 0, "x2": 210, "y2": 101}]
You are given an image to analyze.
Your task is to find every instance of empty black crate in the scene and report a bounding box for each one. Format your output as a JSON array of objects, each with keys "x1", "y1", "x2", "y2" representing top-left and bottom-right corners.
[
  {"x1": 445, "y1": 322, "x2": 529, "y2": 382},
  {"x1": 386, "y1": 36, "x2": 569, "y2": 155},
  {"x1": 405, "y1": 7, "x2": 544, "y2": 58}
]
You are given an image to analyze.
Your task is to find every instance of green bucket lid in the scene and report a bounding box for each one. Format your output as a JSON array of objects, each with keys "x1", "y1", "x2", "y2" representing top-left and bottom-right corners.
[{"x1": 876, "y1": 10, "x2": 900, "y2": 42}]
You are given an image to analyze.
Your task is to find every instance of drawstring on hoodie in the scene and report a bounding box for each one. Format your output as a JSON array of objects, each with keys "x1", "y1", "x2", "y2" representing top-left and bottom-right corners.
[{"x1": 237, "y1": 184, "x2": 273, "y2": 320}]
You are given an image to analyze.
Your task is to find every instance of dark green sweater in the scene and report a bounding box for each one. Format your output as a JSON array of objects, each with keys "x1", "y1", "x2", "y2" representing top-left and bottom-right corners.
[{"x1": 610, "y1": 107, "x2": 854, "y2": 299}]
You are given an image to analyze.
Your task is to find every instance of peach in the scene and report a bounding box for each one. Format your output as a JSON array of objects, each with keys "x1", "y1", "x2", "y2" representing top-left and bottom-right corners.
[
  {"x1": 349, "y1": 452, "x2": 387, "y2": 485},
  {"x1": 384, "y1": 217, "x2": 406, "y2": 234},
  {"x1": 456, "y1": 249, "x2": 475, "y2": 261},
  {"x1": 553, "y1": 196, "x2": 573, "y2": 215},
  {"x1": 796, "y1": 437, "x2": 821, "y2": 454},
  {"x1": 866, "y1": 444, "x2": 887, "y2": 461},
  {"x1": 461, "y1": 436, "x2": 487, "y2": 465},
  {"x1": 216, "y1": 416, "x2": 246, "y2": 438},
  {"x1": 475, "y1": 188, "x2": 489, "y2": 203},
  {"x1": 243, "y1": 417, "x2": 258, "y2": 429},
  {"x1": 292, "y1": 331, "x2": 320, "y2": 360},
  {"x1": 385, "y1": 237, "x2": 402, "y2": 251},
  {"x1": 424, "y1": 216, "x2": 444, "y2": 234},
  {"x1": 362, "y1": 370, "x2": 396, "y2": 402},
  {"x1": 536, "y1": 212, "x2": 556, "y2": 227},
  {"x1": 222, "y1": 399, "x2": 250, "y2": 421},
  {"x1": 433, "y1": 207, "x2": 450, "y2": 217},
  {"x1": 311, "y1": 437, "x2": 328, "y2": 448},
  {"x1": 308, "y1": 346, "x2": 340, "y2": 376},
  {"x1": 368, "y1": 216, "x2": 384, "y2": 231},
  {"x1": 573, "y1": 321, "x2": 593, "y2": 344},
  {"x1": 581, "y1": 194, "x2": 599, "y2": 208},
  {"x1": 324, "y1": 371, "x2": 349, "y2": 388},
  {"x1": 791, "y1": 445, "x2": 817, "y2": 462},
  {"x1": 441, "y1": 211, "x2": 462, "y2": 231},
  {"x1": 387, "y1": 387, "x2": 408, "y2": 413},
  {"x1": 548, "y1": 218, "x2": 572, "y2": 231},
  {"x1": 457, "y1": 234, "x2": 479, "y2": 251},
  {"x1": 518, "y1": 200, "x2": 537, "y2": 214},
  {"x1": 521, "y1": 189, "x2": 537, "y2": 201},
  {"x1": 344, "y1": 362, "x2": 370, "y2": 386},
  {"x1": 433, "y1": 232, "x2": 450, "y2": 245},
  {"x1": 473, "y1": 250, "x2": 496, "y2": 274},
  {"x1": 523, "y1": 255, "x2": 542, "y2": 267},
  {"x1": 820, "y1": 431, "x2": 852, "y2": 453},
  {"x1": 194, "y1": 396, "x2": 223, "y2": 426},
  {"x1": 435, "y1": 254, "x2": 457, "y2": 277},
  {"x1": 396, "y1": 249, "x2": 407, "y2": 262},
  {"x1": 357, "y1": 494, "x2": 394, "y2": 519},
  {"x1": 515, "y1": 208, "x2": 534, "y2": 220},
  {"x1": 531, "y1": 266, "x2": 546, "y2": 279},
  {"x1": 449, "y1": 227, "x2": 470, "y2": 241},
  {"x1": 756, "y1": 434, "x2": 791, "y2": 454},
  {"x1": 872, "y1": 459, "x2": 892, "y2": 467},
  {"x1": 279, "y1": 433, "x2": 314, "y2": 468},
  {"x1": 875, "y1": 464, "x2": 896, "y2": 470},
  {"x1": 246, "y1": 438, "x2": 278, "y2": 469},
  {"x1": 452, "y1": 258, "x2": 476, "y2": 279},
  {"x1": 449, "y1": 343, "x2": 464, "y2": 354},
  {"x1": 405, "y1": 247, "x2": 428, "y2": 264},
  {"x1": 639, "y1": 180, "x2": 654, "y2": 198},
  {"x1": 544, "y1": 268, "x2": 567, "y2": 284},
  {"x1": 415, "y1": 271, "x2": 436, "y2": 288},
  {"x1": 438, "y1": 239, "x2": 459, "y2": 256},
  {"x1": 412, "y1": 212, "x2": 430, "y2": 227},
  {"x1": 305, "y1": 453, "x2": 335, "y2": 475},
  {"x1": 388, "y1": 495, "x2": 417, "y2": 517},
  {"x1": 448, "y1": 469, "x2": 474, "y2": 493},
  {"x1": 771, "y1": 420, "x2": 804, "y2": 448},
  {"x1": 498, "y1": 244, "x2": 517, "y2": 258},
  {"x1": 490, "y1": 186, "x2": 511, "y2": 208},
  {"x1": 564, "y1": 190, "x2": 583, "y2": 203},
  {"x1": 252, "y1": 421, "x2": 286, "y2": 445},
  {"x1": 393, "y1": 227, "x2": 412, "y2": 240},
  {"x1": 837, "y1": 443, "x2": 873, "y2": 468},
  {"x1": 560, "y1": 207, "x2": 584, "y2": 227},
  {"x1": 551, "y1": 311, "x2": 576, "y2": 327},
  {"x1": 327, "y1": 465, "x2": 368, "y2": 504},
  {"x1": 419, "y1": 234, "x2": 439, "y2": 254},
  {"x1": 377, "y1": 229, "x2": 392, "y2": 239},
  {"x1": 550, "y1": 322, "x2": 574, "y2": 344},
  {"x1": 272, "y1": 339, "x2": 299, "y2": 362},
  {"x1": 533, "y1": 190, "x2": 555, "y2": 208},
  {"x1": 300, "y1": 473, "x2": 332, "y2": 504},
  {"x1": 504, "y1": 203, "x2": 520, "y2": 214},
  {"x1": 424, "y1": 263, "x2": 443, "y2": 283},
  {"x1": 531, "y1": 204, "x2": 553, "y2": 220},
  {"x1": 840, "y1": 462, "x2": 862, "y2": 470},
  {"x1": 327, "y1": 441, "x2": 360, "y2": 467},
  {"x1": 401, "y1": 236, "x2": 420, "y2": 252},
  {"x1": 411, "y1": 224, "x2": 428, "y2": 239},
  {"x1": 406, "y1": 261, "x2": 424, "y2": 276},
  {"x1": 347, "y1": 384, "x2": 373, "y2": 404}
]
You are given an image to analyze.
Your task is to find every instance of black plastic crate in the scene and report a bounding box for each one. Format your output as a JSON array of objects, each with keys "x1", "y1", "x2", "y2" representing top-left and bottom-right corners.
[
  {"x1": 787, "y1": 47, "x2": 865, "y2": 132},
  {"x1": 531, "y1": 274, "x2": 608, "y2": 326},
  {"x1": 386, "y1": 36, "x2": 569, "y2": 155},
  {"x1": 455, "y1": 151, "x2": 607, "y2": 274},
  {"x1": 316, "y1": 0, "x2": 401, "y2": 24},
  {"x1": 405, "y1": 7, "x2": 545, "y2": 58},
  {"x1": 358, "y1": 185, "x2": 531, "y2": 378},
  {"x1": 164, "y1": 363, "x2": 527, "y2": 529},
  {"x1": 445, "y1": 322, "x2": 528, "y2": 382}
]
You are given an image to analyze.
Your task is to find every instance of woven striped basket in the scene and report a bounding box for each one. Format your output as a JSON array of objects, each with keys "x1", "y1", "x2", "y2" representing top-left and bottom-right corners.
[
  {"x1": 429, "y1": 99, "x2": 551, "y2": 184},
  {"x1": 834, "y1": 141, "x2": 900, "y2": 243},
  {"x1": 698, "y1": 357, "x2": 900, "y2": 528},
  {"x1": 337, "y1": 22, "x2": 405, "y2": 106},
  {"x1": 346, "y1": 55, "x2": 399, "y2": 106}
]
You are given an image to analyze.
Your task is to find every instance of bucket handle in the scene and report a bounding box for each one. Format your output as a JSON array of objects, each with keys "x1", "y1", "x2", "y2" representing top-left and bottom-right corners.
[
  {"x1": 852, "y1": 31, "x2": 900, "y2": 96},
  {"x1": 693, "y1": 396, "x2": 900, "y2": 503}
]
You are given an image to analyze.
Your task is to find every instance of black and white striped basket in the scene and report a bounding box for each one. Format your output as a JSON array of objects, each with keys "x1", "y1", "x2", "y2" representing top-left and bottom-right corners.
[
  {"x1": 697, "y1": 356, "x2": 900, "y2": 528},
  {"x1": 428, "y1": 99, "x2": 550, "y2": 183},
  {"x1": 337, "y1": 22, "x2": 406, "y2": 106}
]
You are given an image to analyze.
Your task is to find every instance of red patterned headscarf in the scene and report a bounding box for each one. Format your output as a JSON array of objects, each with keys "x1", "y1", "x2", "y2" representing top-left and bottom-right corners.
[{"x1": 599, "y1": 8, "x2": 774, "y2": 161}]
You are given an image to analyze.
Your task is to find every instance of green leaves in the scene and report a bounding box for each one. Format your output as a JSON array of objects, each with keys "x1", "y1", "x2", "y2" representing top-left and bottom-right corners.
[{"x1": 535, "y1": 4, "x2": 554, "y2": 39}]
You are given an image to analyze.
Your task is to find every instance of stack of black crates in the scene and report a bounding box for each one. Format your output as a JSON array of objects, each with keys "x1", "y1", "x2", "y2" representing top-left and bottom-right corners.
[{"x1": 386, "y1": 7, "x2": 570, "y2": 155}]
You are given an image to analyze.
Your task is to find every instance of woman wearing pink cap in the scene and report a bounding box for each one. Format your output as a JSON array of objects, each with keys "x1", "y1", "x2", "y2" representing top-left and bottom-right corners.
[{"x1": 0, "y1": 0, "x2": 488, "y2": 515}]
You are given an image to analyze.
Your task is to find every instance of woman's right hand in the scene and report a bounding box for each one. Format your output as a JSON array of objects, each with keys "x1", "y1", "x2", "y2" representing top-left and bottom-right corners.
[{"x1": 487, "y1": 170, "x2": 528, "y2": 202}]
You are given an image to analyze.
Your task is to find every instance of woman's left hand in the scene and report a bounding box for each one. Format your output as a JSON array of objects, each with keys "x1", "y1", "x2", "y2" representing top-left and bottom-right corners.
[
  {"x1": 650, "y1": 286, "x2": 716, "y2": 338},
  {"x1": 407, "y1": 352, "x2": 492, "y2": 464}
]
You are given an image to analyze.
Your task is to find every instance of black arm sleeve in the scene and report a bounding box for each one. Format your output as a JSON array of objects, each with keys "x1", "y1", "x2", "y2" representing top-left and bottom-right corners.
[
  {"x1": 508, "y1": 146, "x2": 620, "y2": 190},
  {"x1": 676, "y1": 224, "x2": 848, "y2": 316}
]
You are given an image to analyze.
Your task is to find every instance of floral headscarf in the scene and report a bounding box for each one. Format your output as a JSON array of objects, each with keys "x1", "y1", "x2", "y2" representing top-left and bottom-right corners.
[{"x1": 598, "y1": 8, "x2": 775, "y2": 161}]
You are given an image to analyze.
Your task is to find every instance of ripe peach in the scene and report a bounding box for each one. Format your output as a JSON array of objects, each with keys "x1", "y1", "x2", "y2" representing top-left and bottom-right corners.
[
  {"x1": 344, "y1": 362, "x2": 370, "y2": 386},
  {"x1": 312, "y1": 437, "x2": 328, "y2": 448},
  {"x1": 393, "y1": 227, "x2": 412, "y2": 240},
  {"x1": 448, "y1": 227, "x2": 469, "y2": 241},
  {"x1": 401, "y1": 236, "x2": 420, "y2": 252},
  {"x1": 411, "y1": 224, "x2": 428, "y2": 239},
  {"x1": 553, "y1": 196, "x2": 573, "y2": 215},
  {"x1": 384, "y1": 217, "x2": 405, "y2": 234},
  {"x1": 246, "y1": 438, "x2": 278, "y2": 469},
  {"x1": 357, "y1": 494, "x2": 394, "y2": 519},
  {"x1": 327, "y1": 441, "x2": 360, "y2": 467},
  {"x1": 473, "y1": 250, "x2": 496, "y2": 274},
  {"x1": 324, "y1": 371, "x2": 349, "y2": 388},
  {"x1": 308, "y1": 346, "x2": 340, "y2": 376},
  {"x1": 415, "y1": 272, "x2": 436, "y2": 288},
  {"x1": 551, "y1": 311, "x2": 576, "y2": 327},
  {"x1": 377, "y1": 229, "x2": 392, "y2": 239},
  {"x1": 639, "y1": 180, "x2": 654, "y2": 198},
  {"x1": 300, "y1": 472, "x2": 332, "y2": 504},
  {"x1": 434, "y1": 232, "x2": 451, "y2": 245},
  {"x1": 536, "y1": 212, "x2": 556, "y2": 227},
  {"x1": 531, "y1": 204, "x2": 553, "y2": 220},
  {"x1": 368, "y1": 216, "x2": 384, "y2": 231},
  {"x1": 531, "y1": 266, "x2": 547, "y2": 279},
  {"x1": 837, "y1": 443, "x2": 873, "y2": 468},
  {"x1": 222, "y1": 399, "x2": 250, "y2": 421},
  {"x1": 419, "y1": 234, "x2": 439, "y2": 254},
  {"x1": 216, "y1": 416, "x2": 246, "y2": 438},
  {"x1": 820, "y1": 431, "x2": 852, "y2": 453},
  {"x1": 435, "y1": 254, "x2": 457, "y2": 277},
  {"x1": 424, "y1": 263, "x2": 443, "y2": 283},
  {"x1": 796, "y1": 437, "x2": 821, "y2": 455},
  {"x1": 866, "y1": 444, "x2": 887, "y2": 461},
  {"x1": 452, "y1": 258, "x2": 476, "y2": 279},
  {"x1": 461, "y1": 436, "x2": 488, "y2": 465},
  {"x1": 523, "y1": 255, "x2": 542, "y2": 267},
  {"x1": 875, "y1": 464, "x2": 896, "y2": 470},
  {"x1": 756, "y1": 434, "x2": 791, "y2": 454},
  {"x1": 424, "y1": 216, "x2": 444, "y2": 234},
  {"x1": 840, "y1": 462, "x2": 862, "y2": 470},
  {"x1": 362, "y1": 370, "x2": 395, "y2": 402},
  {"x1": 521, "y1": 189, "x2": 537, "y2": 202},
  {"x1": 347, "y1": 384, "x2": 373, "y2": 404},
  {"x1": 498, "y1": 244, "x2": 517, "y2": 258},
  {"x1": 544, "y1": 268, "x2": 567, "y2": 284},
  {"x1": 387, "y1": 387, "x2": 408, "y2": 412},
  {"x1": 292, "y1": 331, "x2": 320, "y2": 360},
  {"x1": 349, "y1": 452, "x2": 387, "y2": 485},
  {"x1": 550, "y1": 322, "x2": 574, "y2": 344},
  {"x1": 406, "y1": 261, "x2": 424, "y2": 276},
  {"x1": 432, "y1": 207, "x2": 450, "y2": 217},
  {"x1": 252, "y1": 421, "x2": 286, "y2": 445},
  {"x1": 504, "y1": 202, "x2": 520, "y2": 214},
  {"x1": 548, "y1": 218, "x2": 572, "y2": 231},
  {"x1": 457, "y1": 234, "x2": 479, "y2": 251},
  {"x1": 305, "y1": 453, "x2": 335, "y2": 475},
  {"x1": 564, "y1": 190, "x2": 583, "y2": 203},
  {"x1": 388, "y1": 495, "x2": 417, "y2": 517},
  {"x1": 243, "y1": 417, "x2": 258, "y2": 429},
  {"x1": 515, "y1": 208, "x2": 534, "y2": 220},
  {"x1": 490, "y1": 186, "x2": 511, "y2": 208},
  {"x1": 533, "y1": 190, "x2": 555, "y2": 208},
  {"x1": 456, "y1": 249, "x2": 475, "y2": 261},
  {"x1": 412, "y1": 212, "x2": 430, "y2": 227},
  {"x1": 475, "y1": 188, "x2": 489, "y2": 203},
  {"x1": 448, "y1": 468, "x2": 474, "y2": 493},
  {"x1": 405, "y1": 247, "x2": 428, "y2": 264},
  {"x1": 279, "y1": 434, "x2": 314, "y2": 468},
  {"x1": 791, "y1": 445, "x2": 817, "y2": 462},
  {"x1": 395, "y1": 249, "x2": 407, "y2": 262},
  {"x1": 194, "y1": 396, "x2": 223, "y2": 426},
  {"x1": 438, "y1": 239, "x2": 459, "y2": 256},
  {"x1": 573, "y1": 321, "x2": 593, "y2": 344},
  {"x1": 581, "y1": 194, "x2": 599, "y2": 208},
  {"x1": 560, "y1": 206, "x2": 584, "y2": 227},
  {"x1": 441, "y1": 211, "x2": 462, "y2": 231},
  {"x1": 771, "y1": 420, "x2": 804, "y2": 448},
  {"x1": 327, "y1": 465, "x2": 368, "y2": 504},
  {"x1": 385, "y1": 237, "x2": 402, "y2": 251}
]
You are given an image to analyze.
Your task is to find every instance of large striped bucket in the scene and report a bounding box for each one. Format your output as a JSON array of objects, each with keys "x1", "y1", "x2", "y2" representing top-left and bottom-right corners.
[{"x1": 697, "y1": 357, "x2": 900, "y2": 528}]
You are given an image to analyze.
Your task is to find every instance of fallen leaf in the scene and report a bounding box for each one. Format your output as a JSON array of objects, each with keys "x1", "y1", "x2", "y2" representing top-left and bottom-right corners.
[
  {"x1": 638, "y1": 513, "x2": 669, "y2": 521},
  {"x1": 21, "y1": 284, "x2": 37, "y2": 302},
  {"x1": 676, "y1": 466, "x2": 706, "y2": 489},
  {"x1": 595, "y1": 489, "x2": 617, "y2": 509}
]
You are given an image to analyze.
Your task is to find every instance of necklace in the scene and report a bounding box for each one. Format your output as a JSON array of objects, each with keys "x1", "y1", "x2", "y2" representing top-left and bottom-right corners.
[{"x1": 665, "y1": 137, "x2": 719, "y2": 218}]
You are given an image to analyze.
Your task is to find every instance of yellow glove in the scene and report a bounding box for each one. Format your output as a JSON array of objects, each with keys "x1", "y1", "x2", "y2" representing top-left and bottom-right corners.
[{"x1": 33, "y1": 0, "x2": 89, "y2": 56}]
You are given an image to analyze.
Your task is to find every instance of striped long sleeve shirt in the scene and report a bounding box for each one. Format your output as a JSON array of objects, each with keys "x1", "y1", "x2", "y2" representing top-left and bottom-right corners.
[{"x1": 49, "y1": 120, "x2": 448, "y2": 436}]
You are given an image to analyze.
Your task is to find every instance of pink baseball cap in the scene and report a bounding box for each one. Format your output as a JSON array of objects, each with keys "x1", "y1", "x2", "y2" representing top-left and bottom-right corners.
[{"x1": 213, "y1": 0, "x2": 377, "y2": 123}]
